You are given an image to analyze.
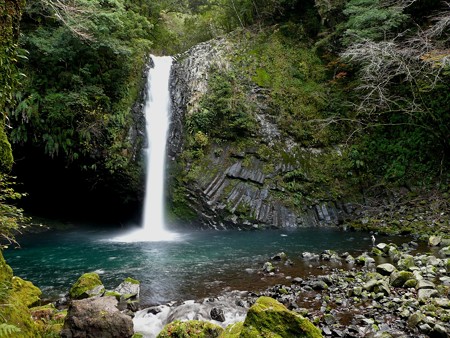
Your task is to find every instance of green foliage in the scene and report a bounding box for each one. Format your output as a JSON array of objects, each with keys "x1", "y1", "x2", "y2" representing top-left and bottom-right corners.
[
  {"x1": 12, "y1": 0, "x2": 153, "y2": 173},
  {"x1": 342, "y1": 0, "x2": 409, "y2": 45},
  {"x1": 187, "y1": 70, "x2": 257, "y2": 140},
  {"x1": 0, "y1": 174, "x2": 28, "y2": 247},
  {"x1": 232, "y1": 28, "x2": 345, "y2": 146},
  {"x1": 0, "y1": 323, "x2": 21, "y2": 336}
]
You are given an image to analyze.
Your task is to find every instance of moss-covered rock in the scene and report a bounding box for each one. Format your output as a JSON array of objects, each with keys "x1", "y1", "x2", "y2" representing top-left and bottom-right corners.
[
  {"x1": 239, "y1": 296, "x2": 323, "y2": 338},
  {"x1": 390, "y1": 271, "x2": 415, "y2": 288},
  {"x1": 220, "y1": 322, "x2": 244, "y2": 338},
  {"x1": 157, "y1": 320, "x2": 224, "y2": 337},
  {"x1": 0, "y1": 251, "x2": 41, "y2": 337},
  {"x1": 69, "y1": 272, "x2": 105, "y2": 299},
  {"x1": 12, "y1": 276, "x2": 41, "y2": 308}
]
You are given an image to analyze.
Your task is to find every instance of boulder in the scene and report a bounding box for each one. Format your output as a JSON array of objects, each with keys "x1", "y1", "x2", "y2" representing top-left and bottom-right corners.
[
  {"x1": 376, "y1": 263, "x2": 396, "y2": 276},
  {"x1": 61, "y1": 296, "x2": 134, "y2": 338},
  {"x1": 12, "y1": 276, "x2": 42, "y2": 308},
  {"x1": 157, "y1": 320, "x2": 223, "y2": 337},
  {"x1": 271, "y1": 252, "x2": 287, "y2": 261},
  {"x1": 211, "y1": 307, "x2": 225, "y2": 322},
  {"x1": 69, "y1": 272, "x2": 105, "y2": 300},
  {"x1": 397, "y1": 255, "x2": 416, "y2": 271},
  {"x1": 238, "y1": 296, "x2": 323, "y2": 337},
  {"x1": 417, "y1": 289, "x2": 438, "y2": 301},
  {"x1": 416, "y1": 279, "x2": 436, "y2": 290},
  {"x1": 390, "y1": 271, "x2": 415, "y2": 288},
  {"x1": 439, "y1": 246, "x2": 450, "y2": 257},
  {"x1": 114, "y1": 277, "x2": 140, "y2": 300},
  {"x1": 428, "y1": 236, "x2": 442, "y2": 247}
]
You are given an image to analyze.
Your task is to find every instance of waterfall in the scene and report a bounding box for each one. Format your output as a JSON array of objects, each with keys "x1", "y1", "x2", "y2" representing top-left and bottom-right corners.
[
  {"x1": 142, "y1": 56, "x2": 172, "y2": 233},
  {"x1": 113, "y1": 56, "x2": 178, "y2": 242}
]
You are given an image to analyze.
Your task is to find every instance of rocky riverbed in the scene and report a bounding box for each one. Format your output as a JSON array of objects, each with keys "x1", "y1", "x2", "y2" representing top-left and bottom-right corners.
[{"x1": 131, "y1": 238, "x2": 450, "y2": 337}]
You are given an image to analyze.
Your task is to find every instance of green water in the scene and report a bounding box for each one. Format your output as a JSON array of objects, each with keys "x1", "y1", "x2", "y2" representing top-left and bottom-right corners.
[{"x1": 5, "y1": 226, "x2": 389, "y2": 306}]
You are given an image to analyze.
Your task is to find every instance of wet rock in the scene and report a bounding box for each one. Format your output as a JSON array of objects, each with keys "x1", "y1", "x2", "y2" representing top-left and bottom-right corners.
[
  {"x1": 376, "y1": 263, "x2": 396, "y2": 276},
  {"x1": 311, "y1": 280, "x2": 328, "y2": 290},
  {"x1": 61, "y1": 296, "x2": 134, "y2": 338},
  {"x1": 262, "y1": 262, "x2": 276, "y2": 273},
  {"x1": 210, "y1": 307, "x2": 225, "y2": 322},
  {"x1": 271, "y1": 252, "x2": 287, "y2": 261},
  {"x1": 302, "y1": 252, "x2": 320, "y2": 261}
]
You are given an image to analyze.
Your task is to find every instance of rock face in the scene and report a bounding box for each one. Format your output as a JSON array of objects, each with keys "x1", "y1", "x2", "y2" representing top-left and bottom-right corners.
[
  {"x1": 61, "y1": 296, "x2": 134, "y2": 338},
  {"x1": 168, "y1": 38, "x2": 355, "y2": 229}
]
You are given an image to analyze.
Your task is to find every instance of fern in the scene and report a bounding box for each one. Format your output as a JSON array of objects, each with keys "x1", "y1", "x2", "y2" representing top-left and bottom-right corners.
[{"x1": 0, "y1": 323, "x2": 21, "y2": 336}]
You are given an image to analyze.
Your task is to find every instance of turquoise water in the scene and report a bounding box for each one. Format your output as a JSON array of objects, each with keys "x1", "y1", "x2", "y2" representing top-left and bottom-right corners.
[{"x1": 4, "y1": 226, "x2": 385, "y2": 306}]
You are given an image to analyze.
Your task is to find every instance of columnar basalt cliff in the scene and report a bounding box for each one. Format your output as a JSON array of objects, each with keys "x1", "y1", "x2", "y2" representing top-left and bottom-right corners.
[{"x1": 168, "y1": 38, "x2": 357, "y2": 230}]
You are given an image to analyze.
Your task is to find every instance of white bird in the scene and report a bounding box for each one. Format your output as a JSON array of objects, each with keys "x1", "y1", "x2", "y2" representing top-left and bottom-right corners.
[{"x1": 371, "y1": 235, "x2": 376, "y2": 246}]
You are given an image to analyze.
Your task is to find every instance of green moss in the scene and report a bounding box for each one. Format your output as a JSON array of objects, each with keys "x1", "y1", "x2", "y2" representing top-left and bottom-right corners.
[
  {"x1": 157, "y1": 320, "x2": 224, "y2": 338},
  {"x1": 219, "y1": 322, "x2": 243, "y2": 338},
  {"x1": 12, "y1": 276, "x2": 41, "y2": 308},
  {"x1": 30, "y1": 304, "x2": 66, "y2": 337},
  {"x1": 239, "y1": 296, "x2": 323, "y2": 338},
  {"x1": 69, "y1": 272, "x2": 104, "y2": 299},
  {"x1": 124, "y1": 277, "x2": 140, "y2": 285},
  {"x1": 0, "y1": 126, "x2": 13, "y2": 173}
]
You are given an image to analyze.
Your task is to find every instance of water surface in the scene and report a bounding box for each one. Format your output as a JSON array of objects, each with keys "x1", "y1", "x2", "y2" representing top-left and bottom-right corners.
[{"x1": 5, "y1": 226, "x2": 392, "y2": 306}]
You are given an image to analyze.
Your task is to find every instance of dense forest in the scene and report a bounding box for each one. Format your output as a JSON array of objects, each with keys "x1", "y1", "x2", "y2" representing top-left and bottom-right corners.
[{"x1": 0, "y1": 0, "x2": 449, "y2": 236}]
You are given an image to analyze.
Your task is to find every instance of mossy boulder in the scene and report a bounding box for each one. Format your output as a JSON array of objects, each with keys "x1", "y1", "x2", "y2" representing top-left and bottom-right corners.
[
  {"x1": 0, "y1": 252, "x2": 41, "y2": 337},
  {"x1": 69, "y1": 272, "x2": 105, "y2": 299},
  {"x1": 12, "y1": 276, "x2": 42, "y2": 307},
  {"x1": 157, "y1": 320, "x2": 224, "y2": 337},
  {"x1": 220, "y1": 322, "x2": 244, "y2": 338},
  {"x1": 238, "y1": 296, "x2": 323, "y2": 338},
  {"x1": 390, "y1": 271, "x2": 415, "y2": 287}
]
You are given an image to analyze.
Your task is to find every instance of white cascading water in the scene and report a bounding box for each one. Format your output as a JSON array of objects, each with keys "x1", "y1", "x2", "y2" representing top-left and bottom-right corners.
[
  {"x1": 142, "y1": 56, "x2": 172, "y2": 234},
  {"x1": 113, "y1": 56, "x2": 178, "y2": 242}
]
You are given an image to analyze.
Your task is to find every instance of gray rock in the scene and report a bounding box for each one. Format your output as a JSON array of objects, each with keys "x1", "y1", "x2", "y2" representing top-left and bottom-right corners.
[
  {"x1": 262, "y1": 262, "x2": 276, "y2": 273},
  {"x1": 115, "y1": 278, "x2": 140, "y2": 300},
  {"x1": 439, "y1": 246, "x2": 450, "y2": 257},
  {"x1": 416, "y1": 279, "x2": 436, "y2": 290},
  {"x1": 210, "y1": 307, "x2": 225, "y2": 322},
  {"x1": 431, "y1": 324, "x2": 448, "y2": 338},
  {"x1": 428, "y1": 235, "x2": 442, "y2": 247},
  {"x1": 376, "y1": 263, "x2": 396, "y2": 275},
  {"x1": 418, "y1": 288, "x2": 439, "y2": 301},
  {"x1": 61, "y1": 296, "x2": 134, "y2": 338}
]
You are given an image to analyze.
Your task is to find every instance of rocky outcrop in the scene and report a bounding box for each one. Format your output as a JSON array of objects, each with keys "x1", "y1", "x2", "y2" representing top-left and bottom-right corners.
[
  {"x1": 168, "y1": 38, "x2": 355, "y2": 229},
  {"x1": 61, "y1": 296, "x2": 134, "y2": 338},
  {"x1": 62, "y1": 274, "x2": 141, "y2": 337},
  {"x1": 168, "y1": 38, "x2": 352, "y2": 229}
]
